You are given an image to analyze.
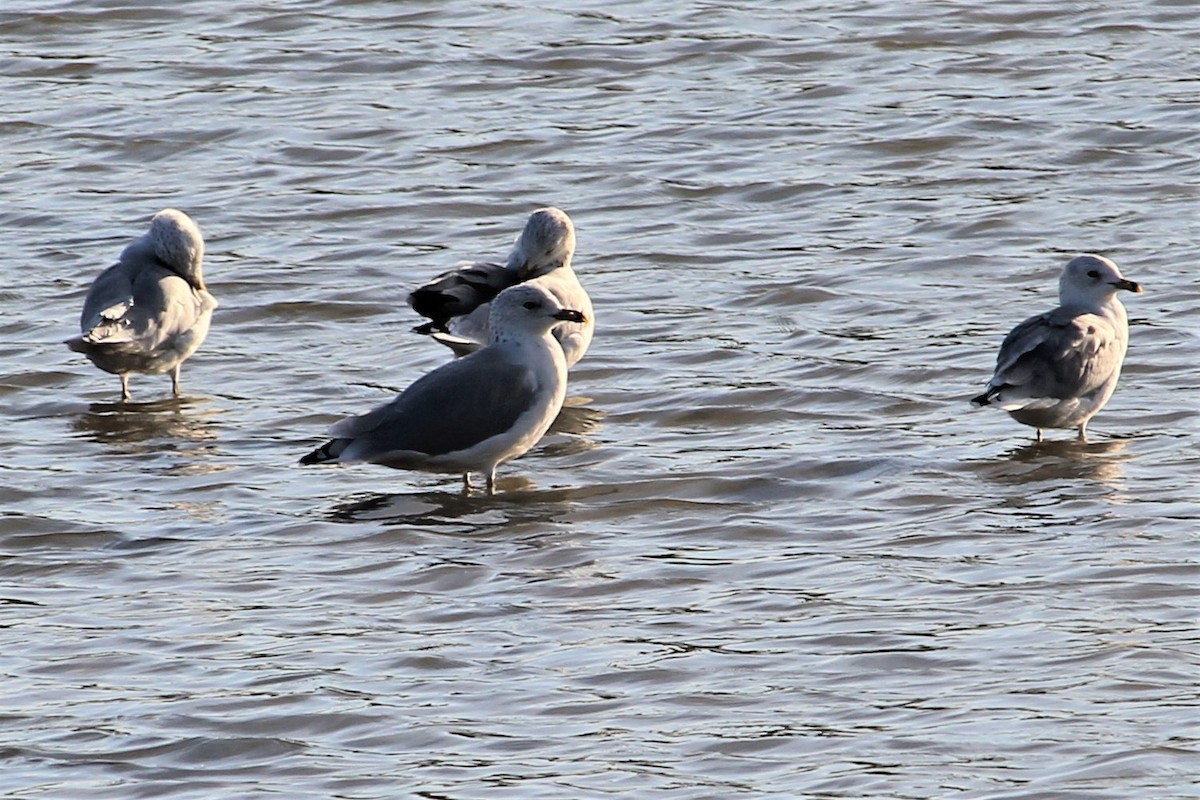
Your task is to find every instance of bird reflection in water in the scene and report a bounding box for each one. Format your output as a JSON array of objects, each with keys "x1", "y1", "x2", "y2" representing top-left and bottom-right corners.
[
  {"x1": 989, "y1": 436, "x2": 1133, "y2": 496},
  {"x1": 70, "y1": 397, "x2": 227, "y2": 524},
  {"x1": 325, "y1": 482, "x2": 583, "y2": 533},
  {"x1": 72, "y1": 396, "x2": 220, "y2": 450},
  {"x1": 544, "y1": 395, "x2": 604, "y2": 458}
]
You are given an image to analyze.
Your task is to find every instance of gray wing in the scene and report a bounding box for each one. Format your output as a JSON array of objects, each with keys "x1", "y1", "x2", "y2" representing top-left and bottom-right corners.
[
  {"x1": 332, "y1": 348, "x2": 539, "y2": 460},
  {"x1": 408, "y1": 260, "x2": 520, "y2": 331},
  {"x1": 72, "y1": 260, "x2": 140, "y2": 347},
  {"x1": 990, "y1": 308, "x2": 1123, "y2": 399},
  {"x1": 71, "y1": 255, "x2": 214, "y2": 354},
  {"x1": 66, "y1": 237, "x2": 216, "y2": 390}
]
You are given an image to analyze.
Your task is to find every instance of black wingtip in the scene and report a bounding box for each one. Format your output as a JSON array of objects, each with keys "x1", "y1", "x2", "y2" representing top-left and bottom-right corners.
[
  {"x1": 412, "y1": 320, "x2": 449, "y2": 335},
  {"x1": 971, "y1": 386, "x2": 1004, "y2": 407},
  {"x1": 300, "y1": 440, "x2": 339, "y2": 465}
]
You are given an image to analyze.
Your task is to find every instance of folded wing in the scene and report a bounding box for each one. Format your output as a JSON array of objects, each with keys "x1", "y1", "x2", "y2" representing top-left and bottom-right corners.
[
  {"x1": 407, "y1": 261, "x2": 519, "y2": 334},
  {"x1": 325, "y1": 349, "x2": 540, "y2": 462},
  {"x1": 980, "y1": 308, "x2": 1122, "y2": 408}
]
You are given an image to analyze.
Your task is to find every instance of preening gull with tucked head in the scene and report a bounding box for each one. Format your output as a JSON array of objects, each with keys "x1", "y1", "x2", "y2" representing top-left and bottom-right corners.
[
  {"x1": 65, "y1": 208, "x2": 218, "y2": 401},
  {"x1": 302, "y1": 283, "x2": 587, "y2": 494},
  {"x1": 408, "y1": 207, "x2": 594, "y2": 368},
  {"x1": 972, "y1": 254, "x2": 1142, "y2": 442}
]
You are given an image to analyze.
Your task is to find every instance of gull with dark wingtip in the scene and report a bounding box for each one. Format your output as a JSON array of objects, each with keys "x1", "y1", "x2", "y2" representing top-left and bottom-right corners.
[
  {"x1": 303, "y1": 283, "x2": 587, "y2": 494},
  {"x1": 408, "y1": 207, "x2": 594, "y2": 368},
  {"x1": 972, "y1": 254, "x2": 1143, "y2": 442}
]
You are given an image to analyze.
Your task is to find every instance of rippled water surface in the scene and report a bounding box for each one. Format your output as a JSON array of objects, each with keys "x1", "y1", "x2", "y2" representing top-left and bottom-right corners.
[{"x1": 3, "y1": 1, "x2": 1198, "y2": 797}]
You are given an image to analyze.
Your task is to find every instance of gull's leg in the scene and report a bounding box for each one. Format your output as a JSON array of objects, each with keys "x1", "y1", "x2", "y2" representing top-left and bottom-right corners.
[
  {"x1": 486, "y1": 468, "x2": 497, "y2": 496},
  {"x1": 462, "y1": 473, "x2": 472, "y2": 492},
  {"x1": 1077, "y1": 421, "x2": 1089, "y2": 443},
  {"x1": 171, "y1": 364, "x2": 182, "y2": 397},
  {"x1": 120, "y1": 374, "x2": 131, "y2": 402},
  {"x1": 1035, "y1": 427, "x2": 1043, "y2": 443}
]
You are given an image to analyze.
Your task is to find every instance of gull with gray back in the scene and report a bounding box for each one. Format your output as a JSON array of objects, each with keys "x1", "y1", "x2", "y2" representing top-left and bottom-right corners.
[
  {"x1": 972, "y1": 254, "x2": 1142, "y2": 442},
  {"x1": 65, "y1": 209, "x2": 217, "y2": 401},
  {"x1": 408, "y1": 207, "x2": 594, "y2": 368},
  {"x1": 303, "y1": 283, "x2": 587, "y2": 494}
]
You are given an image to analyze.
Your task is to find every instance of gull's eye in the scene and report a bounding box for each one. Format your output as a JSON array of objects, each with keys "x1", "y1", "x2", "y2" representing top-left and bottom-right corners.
[
  {"x1": 1087, "y1": 270, "x2": 1100, "y2": 279},
  {"x1": 523, "y1": 300, "x2": 540, "y2": 310}
]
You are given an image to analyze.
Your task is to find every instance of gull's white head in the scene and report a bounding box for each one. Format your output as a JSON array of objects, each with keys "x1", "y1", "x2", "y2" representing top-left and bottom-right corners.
[
  {"x1": 506, "y1": 207, "x2": 576, "y2": 280},
  {"x1": 148, "y1": 209, "x2": 206, "y2": 289},
  {"x1": 1058, "y1": 254, "x2": 1142, "y2": 308},
  {"x1": 487, "y1": 283, "x2": 586, "y2": 342}
]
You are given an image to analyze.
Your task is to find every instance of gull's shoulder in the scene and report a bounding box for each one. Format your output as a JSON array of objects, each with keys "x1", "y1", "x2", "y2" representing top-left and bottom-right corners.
[{"x1": 1000, "y1": 304, "x2": 1121, "y2": 357}]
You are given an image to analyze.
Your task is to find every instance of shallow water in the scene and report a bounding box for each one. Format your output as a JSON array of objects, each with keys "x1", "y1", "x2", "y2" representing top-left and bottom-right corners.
[{"x1": 2, "y1": 1, "x2": 1198, "y2": 797}]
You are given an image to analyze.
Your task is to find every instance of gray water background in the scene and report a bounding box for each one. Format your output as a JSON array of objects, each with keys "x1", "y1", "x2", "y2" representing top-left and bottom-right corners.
[{"x1": 2, "y1": 1, "x2": 1198, "y2": 797}]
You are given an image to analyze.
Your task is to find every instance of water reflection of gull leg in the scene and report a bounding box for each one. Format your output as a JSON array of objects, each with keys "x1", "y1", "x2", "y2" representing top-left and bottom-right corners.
[
  {"x1": 72, "y1": 396, "x2": 219, "y2": 448},
  {"x1": 985, "y1": 437, "x2": 1132, "y2": 494},
  {"x1": 324, "y1": 486, "x2": 578, "y2": 533}
]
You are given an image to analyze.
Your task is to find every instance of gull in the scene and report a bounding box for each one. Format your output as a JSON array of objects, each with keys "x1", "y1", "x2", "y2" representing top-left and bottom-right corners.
[
  {"x1": 407, "y1": 207, "x2": 594, "y2": 367},
  {"x1": 301, "y1": 283, "x2": 587, "y2": 494},
  {"x1": 65, "y1": 209, "x2": 217, "y2": 401},
  {"x1": 972, "y1": 254, "x2": 1143, "y2": 442}
]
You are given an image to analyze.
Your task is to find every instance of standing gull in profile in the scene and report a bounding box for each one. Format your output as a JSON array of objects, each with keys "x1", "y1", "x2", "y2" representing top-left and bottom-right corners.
[
  {"x1": 301, "y1": 283, "x2": 587, "y2": 494},
  {"x1": 65, "y1": 208, "x2": 218, "y2": 401},
  {"x1": 408, "y1": 207, "x2": 594, "y2": 368},
  {"x1": 972, "y1": 254, "x2": 1142, "y2": 442}
]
